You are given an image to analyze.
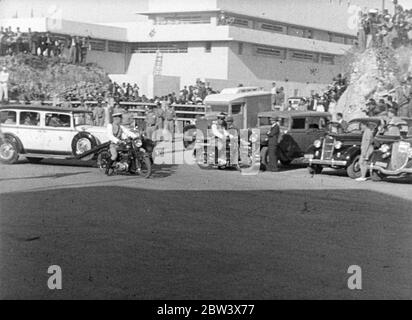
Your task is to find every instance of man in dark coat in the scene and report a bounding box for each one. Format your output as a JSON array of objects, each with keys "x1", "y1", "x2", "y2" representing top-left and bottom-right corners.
[{"x1": 267, "y1": 116, "x2": 281, "y2": 172}]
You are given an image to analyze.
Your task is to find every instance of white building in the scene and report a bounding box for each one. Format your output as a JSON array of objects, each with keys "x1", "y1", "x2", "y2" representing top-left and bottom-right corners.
[{"x1": 0, "y1": 0, "x2": 388, "y2": 97}]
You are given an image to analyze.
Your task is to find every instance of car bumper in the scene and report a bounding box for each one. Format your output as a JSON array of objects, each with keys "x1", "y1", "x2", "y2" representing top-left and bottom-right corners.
[
  {"x1": 305, "y1": 157, "x2": 347, "y2": 166},
  {"x1": 370, "y1": 163, "x2": 412, "y2": 175}
]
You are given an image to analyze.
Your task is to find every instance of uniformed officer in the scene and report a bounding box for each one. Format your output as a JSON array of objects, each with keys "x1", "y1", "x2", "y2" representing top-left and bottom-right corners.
[
  {"x1": 211, "y1": 113, "x2": 230, "y2": 165},
  {"x1": 226, "y1": 116, "x2": 240, "y2": 168},
  {"x1": 93, "y1": 99, "x2": 105, "y2": 126},
  {"x1": 355, "y1": 121, "x2": 375, "y2": 182},
  {"x1": 164, "y1": 103, "x2": 176, "y2": 137},
  {"x1": 153, "y1": 102, "x2": 164, "y2": 141},
  {"x1": 105, "y1": 112, "x2": 138, "y2": 175},
  {"x1": 267, "y1": 116, "x2": 280, "y2": 172},
  {"x1": 145, "y1": 105, "x2": 157, "y2": 140}
]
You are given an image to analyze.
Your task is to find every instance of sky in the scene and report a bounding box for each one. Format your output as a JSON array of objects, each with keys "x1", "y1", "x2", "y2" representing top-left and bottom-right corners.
[
  {"x1": 0, "y1": 0, "x2": 148, "y2": 23},
  {"x1": 0, "y1": 0, "x2": 411, "y2": 23}
]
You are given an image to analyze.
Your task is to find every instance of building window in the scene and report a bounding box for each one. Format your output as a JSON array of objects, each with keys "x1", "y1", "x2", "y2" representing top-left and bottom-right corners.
[
  {"x1": 330, "y1": 33, "x2": 345, "y2": 44},
  {"x1": 108, "y1": 41, "x2": 124, "y2": 53},
  {"x1": 320, "y1": 54, "x2": 335, "y2": 65},
  {"x1": 154, "y1": 15, "x2": 211, "y2": 25},
  {"x1": 132, "y1": 42, "x2": 188, "y2": 53},
  {"x1": 290, "y1": 50, "x2": 318, "y2": 62},
  {"x1": 256, "y1": 46, "x2": 285, "y2": 59},
  {"x1": 238, "y1": 42, "x2": 243, "y2": 55},
  {"x1": 260, "y1": 23, "x2": 285, "y2": 33},
  {"x1": 89, "y1": 39, "x2": 106, "y2": 51},
  {"x1": 287, "y1": 27, "x2": 304, "y2": 37},
  {"x1": 205, "y1": 42, "x2": 211, "y2": 53},
  {"x1": 231, "y1": 17, "x2": 250, "y2": 27}
]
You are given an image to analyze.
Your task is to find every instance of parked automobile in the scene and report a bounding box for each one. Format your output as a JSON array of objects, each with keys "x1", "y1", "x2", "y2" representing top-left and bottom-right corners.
[
  {"x1": 257, "y1": 111, "x2": 331, "y2": 168},
  {"x1": 304, "y1": 117, "x2": 410, "y2": 179},
  {"x1": 369, "y1": 119, "x2": 412, "y2": 181},
  {"x1": 0, "y1": 105, "x2": 109, "y2": 164}
]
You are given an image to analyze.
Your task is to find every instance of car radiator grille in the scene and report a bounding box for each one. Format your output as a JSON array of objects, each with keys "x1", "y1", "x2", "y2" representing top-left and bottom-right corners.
[{"x1": 321, "y1": 137, "x2": 335, "y2": 160}]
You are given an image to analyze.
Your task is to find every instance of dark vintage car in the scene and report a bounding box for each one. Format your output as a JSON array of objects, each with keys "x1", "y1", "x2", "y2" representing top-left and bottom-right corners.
[
  {"x1": 257, "y1": 111, "x2": 331, "y2": 168},
  {"x1": 305, "y1": 117, "x2": 411, "y2": 179},
  {"x1": 368, "y1": 119, "x2": 412, "y2": 181}
]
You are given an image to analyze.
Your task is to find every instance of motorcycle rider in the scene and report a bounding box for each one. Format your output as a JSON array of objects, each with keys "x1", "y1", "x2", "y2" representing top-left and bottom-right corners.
[
  {"x1": 211, "y1": 113, "x2": 232, "y2": 165},
  {"x1": 226, "y1": 116, "x2": 240, "y2": 169},
  {"x1": 106, "y1": 112, "x2": 139, "y2": 175}
]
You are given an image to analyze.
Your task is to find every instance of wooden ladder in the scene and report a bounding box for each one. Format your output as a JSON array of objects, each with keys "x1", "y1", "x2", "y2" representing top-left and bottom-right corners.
[{"x1": 153, "y1": 50, "x2": 163, "y2": 76}]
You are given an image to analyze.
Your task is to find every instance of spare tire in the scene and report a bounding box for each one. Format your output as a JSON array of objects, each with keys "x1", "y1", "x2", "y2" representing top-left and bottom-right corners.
[
  {"x1": 183, "y1": 125, "x2": 197, "y2": 149},
  {"x1": 71, "y1": 132, "x2": 98, "y2": 161}
]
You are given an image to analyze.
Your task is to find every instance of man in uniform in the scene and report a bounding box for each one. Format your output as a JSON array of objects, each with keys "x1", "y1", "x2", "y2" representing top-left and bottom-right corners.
[
  {"x1": 93, "y1": 99, "x2": 105, "y2": 126},
  {"x1": 164, "y1": 103, "x2": 176, "y2": 137},
  {"x1": 267, "y1": 116, "x2": 280, "y2": 172},
  {"x1": 105, "y1": 113, "x2": 138, "y2": 175},
  {"x1": 211, "y1": 113, "x2": 230, "y2": 165},
  {"x1": 226, "y1": 116, "x2": 240, "y2": 169},
  {"x1": 153, "y1": 102, "x2": 164, "y2": 141},
  {"x1": 356, "y1": 121, "x2": 375, "y2": 182},
  {"x1": 145, "y1": 105, "x2": 157, "y2": 140}
]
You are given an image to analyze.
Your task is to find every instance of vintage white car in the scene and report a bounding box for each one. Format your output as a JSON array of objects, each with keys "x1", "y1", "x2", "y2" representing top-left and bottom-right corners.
[{"x1": 0, "y1": 105, "x2": 109, "y2": 164}]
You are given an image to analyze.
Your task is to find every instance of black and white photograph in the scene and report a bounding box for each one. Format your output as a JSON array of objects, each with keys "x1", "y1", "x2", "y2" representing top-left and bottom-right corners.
[{"x1": 1, "y1": 0, "x2": 412, "y2": 308}]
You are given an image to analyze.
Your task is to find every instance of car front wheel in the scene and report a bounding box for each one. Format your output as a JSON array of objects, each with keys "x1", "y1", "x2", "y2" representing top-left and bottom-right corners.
[
  {"x1": 0, "y1": 140, "x2": 19, "y2": 164},
  {"x1": 347, "y1": 155, "x2": 362, "y2": 179}
]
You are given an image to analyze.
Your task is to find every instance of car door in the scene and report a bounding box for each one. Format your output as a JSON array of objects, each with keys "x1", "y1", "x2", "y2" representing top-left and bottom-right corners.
[
  {"x1": 287, "y1": 117, "x2": 307, "y2": 152},
  {"x1": 16, "y1": 110, "x2": 44, "y2": 152},
  {"x1": 42, "y1": 112, "x2": 75, "y2": 154}
]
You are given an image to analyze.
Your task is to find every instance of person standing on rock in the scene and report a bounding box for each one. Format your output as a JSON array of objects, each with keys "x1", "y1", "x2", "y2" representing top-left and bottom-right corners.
[
  {"x1": 0, "y1": 66, "x2": 10, "y2": 103},
  {"x1": 396, "y1": 79, "x2": 411, "y2": 117}
]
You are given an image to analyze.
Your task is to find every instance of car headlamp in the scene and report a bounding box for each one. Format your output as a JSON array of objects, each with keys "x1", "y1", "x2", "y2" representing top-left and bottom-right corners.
[
  {"x1": 313, "y1": 140, "x2": 322, "y2": 148},
  {"x1": 334, "y1": 141, "x2": 342, "y2": 149},
  {"x1": 134, "y1": 139, "x2": 143, "y2": 148},
  {"x1": 379, "y1": 144, "x2": 390, "y2": 153}
]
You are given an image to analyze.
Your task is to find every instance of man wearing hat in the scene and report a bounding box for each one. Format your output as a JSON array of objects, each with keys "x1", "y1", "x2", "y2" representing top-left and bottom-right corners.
[
  {"x1": 226, "y1": 115, "x2": 241, "y2": 168},
  {"x1": 93, "y1": 99, "x2": 105, "y2": 126},
  {"x1": 0, "y1": 66, "x2": 10, "y2": 103},
  {"x1": 356, "y1": 121, "x2": 375, "y2": 182},
  {"x1": 211, "y1": 113, "x2": 230, "y2": 165},
  {"x1": 145, "y1": 105, "x2": 157, "y2": 140},
  {"x1": 105, "y1": 112, "x2": 138, "y2": 175},
  {"x1": 164, "y1": 102, "x2": 176, "y2": 137},
  {"x1": 267, "y1": 116, "x2": 281, "y2": 172}
]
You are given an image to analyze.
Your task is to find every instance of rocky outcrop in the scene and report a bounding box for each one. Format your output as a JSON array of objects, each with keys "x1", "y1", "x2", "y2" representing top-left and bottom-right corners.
[
  {"x1": 0, "y1": 54, "x2": 110, "y2": 102},
  {"x1": 335, "y1": 46, "x2": 412, "y2": 120}
]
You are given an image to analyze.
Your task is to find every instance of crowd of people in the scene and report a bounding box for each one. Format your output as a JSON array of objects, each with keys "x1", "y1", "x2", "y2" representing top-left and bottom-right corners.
[
  {"x1": 357, "y1": 0, "x2": 412, "y2": 50},
  {"x1": 0, "y1": 26, "x2": 91, "y2": 63},
  {"x1": 281, "y1": 74, "x2": 348, "y2": 115}
]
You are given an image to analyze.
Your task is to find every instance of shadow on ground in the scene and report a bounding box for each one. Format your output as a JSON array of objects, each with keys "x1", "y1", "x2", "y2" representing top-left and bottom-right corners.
[{"x1": 1, "y1": 186, "x2": 411, "y2": 300}]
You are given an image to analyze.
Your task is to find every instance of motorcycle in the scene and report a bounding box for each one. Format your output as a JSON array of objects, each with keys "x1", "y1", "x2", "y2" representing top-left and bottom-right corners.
[
  {"x1": 194, "y1": 132, "x2": 258, "y2": 170},
  {"x1": 97, "y1": 136, "x2": 152, "y2": 178}
]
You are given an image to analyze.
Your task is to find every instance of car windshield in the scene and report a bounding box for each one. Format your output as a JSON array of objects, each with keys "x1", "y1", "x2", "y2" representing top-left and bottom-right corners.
[
  {"x1": 346, "y1": 121, "x2": 362, "y2": 133},
  {"x1": 205, "y1": 104, "x2": 229, "y2": 114},
  {"x1": 259, "y1": 116, "x2": 289, "y2": 128},
  {"x1": 74, "y1": 112, "x2": 93, "y2": 126}
]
